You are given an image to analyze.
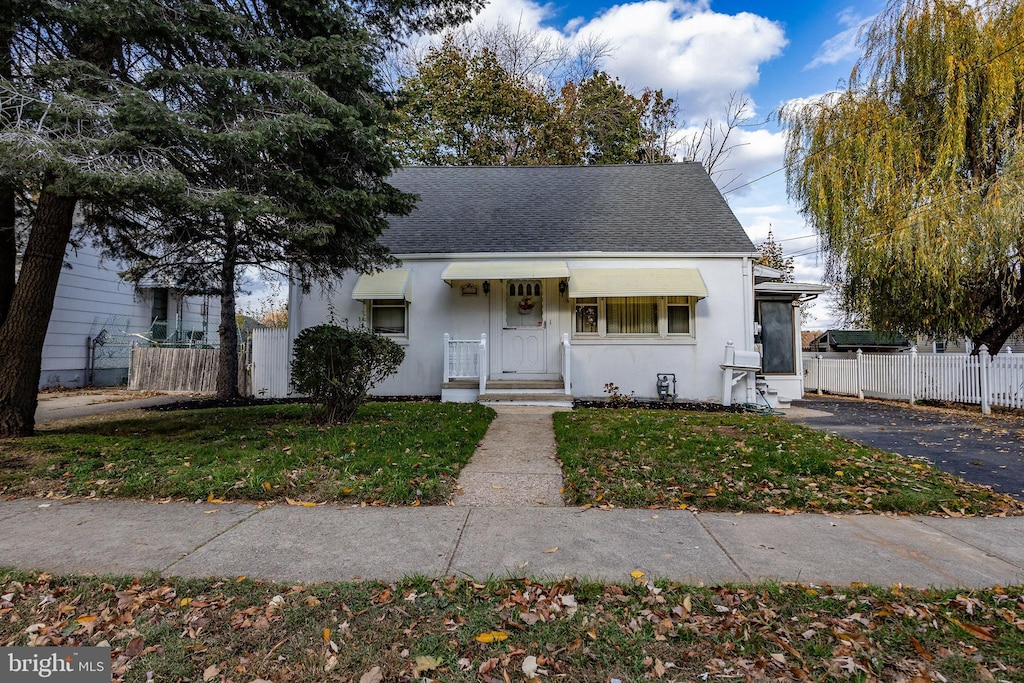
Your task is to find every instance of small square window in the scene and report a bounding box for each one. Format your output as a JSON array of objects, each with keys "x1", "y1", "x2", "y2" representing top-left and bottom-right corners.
[
  {"x1": 667, "y1": 304, "x2": 690, "y2": 334},
  {"x1": 370, "y1": 300, "x2": 407, "y2": 335},
  {"x1": 574, "y1": 298, "x2": 598, "y2": 334}
]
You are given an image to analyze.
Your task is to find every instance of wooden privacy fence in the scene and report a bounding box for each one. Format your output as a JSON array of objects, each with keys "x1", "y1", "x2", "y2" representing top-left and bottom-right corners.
[
  {"x1": 804, "y1": 346, "x2": 1024, "y2": 413},
  {"x1": 128, "y1": 345, "x2": 251, "y2": 395}
]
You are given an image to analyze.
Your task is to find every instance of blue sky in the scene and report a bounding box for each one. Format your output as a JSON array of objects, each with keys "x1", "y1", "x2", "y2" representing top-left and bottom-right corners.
[{"x1": 457, "y1": 0, "x2": 890, "y2": 327}]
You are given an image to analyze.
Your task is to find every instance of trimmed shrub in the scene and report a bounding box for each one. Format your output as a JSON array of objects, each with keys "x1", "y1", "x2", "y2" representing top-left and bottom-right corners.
[{"x1": 291, "y1": 324, "x2": 405, "y2": 424}]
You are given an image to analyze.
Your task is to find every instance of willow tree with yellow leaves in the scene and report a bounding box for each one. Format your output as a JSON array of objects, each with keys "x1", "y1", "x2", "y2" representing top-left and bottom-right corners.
[{"x1": 783, "y1": 0, "x2": 1024, "y2": 353}]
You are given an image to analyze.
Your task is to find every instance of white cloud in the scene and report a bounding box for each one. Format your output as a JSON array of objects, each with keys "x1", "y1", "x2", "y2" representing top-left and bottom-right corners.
[
  {"x1": 462, "y1": 0, "x2": 787, "y2": 121},
  {"x1": 805, "y1": 7, "x2": 873, "y2": 70}
]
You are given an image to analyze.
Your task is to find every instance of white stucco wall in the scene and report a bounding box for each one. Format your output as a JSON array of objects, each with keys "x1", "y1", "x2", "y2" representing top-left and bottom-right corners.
[{"x1": 291, "y1": 254, "x2": 756, "y2": 402}]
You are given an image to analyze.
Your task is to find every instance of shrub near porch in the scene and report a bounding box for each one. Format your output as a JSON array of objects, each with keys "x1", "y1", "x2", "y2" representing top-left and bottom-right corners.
[
  {"x1": 554, "y1": 409, "x2": 1024, "y2": 515},
  {"x1": 0, "y1": 403, "x2": 493, "y2": 505}
]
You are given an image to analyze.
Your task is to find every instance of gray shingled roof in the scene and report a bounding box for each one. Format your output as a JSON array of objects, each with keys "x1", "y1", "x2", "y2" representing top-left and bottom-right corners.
[{"x1": 381, "y1": 163, "x2": 756, "y2": 255}]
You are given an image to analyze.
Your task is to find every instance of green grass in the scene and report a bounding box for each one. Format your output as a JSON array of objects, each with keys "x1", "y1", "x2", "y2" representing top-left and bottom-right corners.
[
  {"x1": 0, "y1": 402, "x2": 494, "y2": 505},
  {"x1": 555, "y1": 408, "x2": 1024, "y2": 515},
  {"x1": 2, "y1": 569, "x2": 1022, "y2": 682}
]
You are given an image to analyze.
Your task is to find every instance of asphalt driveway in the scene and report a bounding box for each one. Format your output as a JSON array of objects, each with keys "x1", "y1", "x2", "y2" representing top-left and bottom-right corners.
[{"x1": 786, "y1": 396, "x2": 1024, "y2": 500}]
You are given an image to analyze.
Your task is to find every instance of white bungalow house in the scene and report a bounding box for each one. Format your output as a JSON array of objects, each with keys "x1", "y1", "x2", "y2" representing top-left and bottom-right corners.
[{"x1": 285, "y1": 163, "x2": 820, "y2": 407}]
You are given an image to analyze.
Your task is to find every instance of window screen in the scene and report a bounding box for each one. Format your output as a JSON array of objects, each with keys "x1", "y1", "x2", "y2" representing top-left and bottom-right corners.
[
  {"x1": 606, "y1": 297, "x2": 658, "y2": 334},
  {"x1": 759, "y1": 301, "x2": 794, "y2": 374}
]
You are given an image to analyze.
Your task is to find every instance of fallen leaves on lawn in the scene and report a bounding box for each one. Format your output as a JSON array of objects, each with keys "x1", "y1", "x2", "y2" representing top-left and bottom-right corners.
[{"x1": 3, "y1": 572, "x2": 1022, "y2": 682}]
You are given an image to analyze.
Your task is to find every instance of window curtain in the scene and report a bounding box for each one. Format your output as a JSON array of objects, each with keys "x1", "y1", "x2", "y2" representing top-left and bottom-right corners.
[{"x1": 606, "y1": 297, "x2": 657, "y2": 334}]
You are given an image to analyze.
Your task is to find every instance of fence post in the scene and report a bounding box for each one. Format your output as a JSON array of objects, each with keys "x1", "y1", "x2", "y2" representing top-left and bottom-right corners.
[
  {"x1": 856, "y1": 348, "x2": 864, "y2": 399},
  {"x1": 443, "y1": 333, "x2": 451, "y2": 383},
  {"x1": 816, "y1": 354, "x2": 822, "y2": 395},
  {"x1": 478, "y1": 333, "x2": 487, "y2": 395},
  {"x1": 979, "y1": 344, "x2": 991, "y2": 415},
  {"x1": 908, "y1": 346, "x2": 917, "y2": 406}
]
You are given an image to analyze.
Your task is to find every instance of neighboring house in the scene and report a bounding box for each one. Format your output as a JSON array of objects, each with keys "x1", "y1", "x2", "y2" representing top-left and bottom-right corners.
[
  {"x1": 809, "y1": 329, "x2": 912, "y2": 354},
  {"x1": 27, "y1": 243, "x2": 217, "y2": 389},
  {"x1": 286, "y1": 163, "x2": 821, "y2": 406},
  {"x1": 802, "y1": 330, "x2": 823, "y2": 351},
  {"x1": 914, "y1": 332, "x2": 1024, "y2": 355}
]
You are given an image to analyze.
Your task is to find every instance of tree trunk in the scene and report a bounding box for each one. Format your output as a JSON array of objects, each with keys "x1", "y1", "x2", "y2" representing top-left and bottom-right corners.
[
  {"x1": 0, "y1": 190, "x2": 77, "y2": 436},
  {"x1": 0, "y1": 13, "x2": 16, "y2": 326},
  {"x1": 216, "y1": 225, "x2": 239, "y2": 400},
  {"x1": 972, "y1": 312, "x2": 1024, "y2": 356}
]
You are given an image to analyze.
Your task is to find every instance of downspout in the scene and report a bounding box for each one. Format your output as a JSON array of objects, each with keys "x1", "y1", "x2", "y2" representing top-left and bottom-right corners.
[
  {"x1": 742, "y1": 256, "x2": 755, "y2": 404},
  {"x1": 741, "y1": 256, "x2": 754, "y2": 349}
]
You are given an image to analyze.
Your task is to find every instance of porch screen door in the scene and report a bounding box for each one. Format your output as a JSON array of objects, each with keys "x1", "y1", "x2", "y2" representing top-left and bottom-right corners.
[{"x1": 501, "y1": 280, "x2": 546, "y2": 373}]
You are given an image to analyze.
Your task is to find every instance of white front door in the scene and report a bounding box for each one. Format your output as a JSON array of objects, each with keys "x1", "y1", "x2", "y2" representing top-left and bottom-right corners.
[{"x1": 501, "y1": 279, "x2": 547, "y2": 374}]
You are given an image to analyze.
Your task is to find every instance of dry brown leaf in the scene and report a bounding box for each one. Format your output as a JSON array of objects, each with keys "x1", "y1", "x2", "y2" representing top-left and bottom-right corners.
[
  {"x1": 359, "y1": 667, "x2": 383, "y2": 683},
  {"x1": 950, "y1": 618, "x2": 997, "y2": 641},
  {"x1": 124, "y1": 636, "x2": 144, "y2": 658},
  {"x1": 908, "y1": 635, "x2": 933, "y2": 660},
  {"x1": 203, "y1": 664, "x2": 220, "y2": 681}
]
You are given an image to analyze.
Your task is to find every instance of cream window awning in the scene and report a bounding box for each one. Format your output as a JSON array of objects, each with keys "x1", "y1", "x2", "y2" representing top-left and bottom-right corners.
[
  {"x1": 568, "y1": 267, "x2": 708, "y2": 299},
  {"x1": 441, "y1": 261, "x2": 569, "y2": 282},
  {"x1": 351, "y1": 269, "x2": 412, "y2": 302}
]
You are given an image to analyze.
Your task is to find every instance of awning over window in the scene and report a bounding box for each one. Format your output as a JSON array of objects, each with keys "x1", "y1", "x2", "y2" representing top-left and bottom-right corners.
[
  {"x1": 352, "y1": 269, "x2": 412, "y2": 301},
  {"x1": 568, "y1": 267, "x2": 708, "y2": 299},
  {"x1": 441, "y1": 261, "x2": 570, "y2": 282},
  {"x1": 753, "y1": 282, "x2": 830, "y2": 296}
]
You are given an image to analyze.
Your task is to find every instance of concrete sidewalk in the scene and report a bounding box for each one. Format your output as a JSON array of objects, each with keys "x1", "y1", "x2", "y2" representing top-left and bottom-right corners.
[{"x1": 2, "y1": 497, "x2": 1022, "y2": 587}]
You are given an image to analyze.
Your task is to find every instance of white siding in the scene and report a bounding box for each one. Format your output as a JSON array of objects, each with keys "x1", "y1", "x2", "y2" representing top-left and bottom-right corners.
[
  {"x1": 36, "y1": 244, "x2": 219, "y2": 388},
  {"x1": 290, "y1": 255, "x2": 753, "y2": 402}
]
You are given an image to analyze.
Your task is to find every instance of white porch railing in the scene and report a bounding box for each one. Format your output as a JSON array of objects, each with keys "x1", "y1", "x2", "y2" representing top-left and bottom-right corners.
[
  {"x1": 804, "y1": 346, "x2": 1024, "y2": 413},
  {"x1": 443, "y1": 333, "x2": 488, "y2": 390},
  {"x1": 561, "y1": 333, "x2": 571, "y2": 395}
]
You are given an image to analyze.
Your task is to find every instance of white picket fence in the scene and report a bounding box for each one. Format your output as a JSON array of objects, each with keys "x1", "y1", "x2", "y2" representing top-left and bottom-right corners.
[{"x1": 804, "y1": 346, "x2": 1024, "y2": 413}]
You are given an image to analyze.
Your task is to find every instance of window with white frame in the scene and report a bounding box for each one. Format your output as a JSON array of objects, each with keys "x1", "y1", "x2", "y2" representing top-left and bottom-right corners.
[
  {"x1": 572, "y1": 296, "x2": 694, "y2": 338},
  {"x1": 368, "y1": 299, "x2": 407, "y2": 335}
]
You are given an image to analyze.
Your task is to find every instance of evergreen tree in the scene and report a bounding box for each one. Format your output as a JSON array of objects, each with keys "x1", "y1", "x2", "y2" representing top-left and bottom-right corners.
[
  {"x1": 0, "y1": 0, "x2": 480, "y2": 436},
  {"x1": 756, "y1": 228, "x2": 795, "y2": 282}
]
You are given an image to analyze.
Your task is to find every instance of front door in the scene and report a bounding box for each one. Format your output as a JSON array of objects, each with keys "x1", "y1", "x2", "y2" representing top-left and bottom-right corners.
[{"x1": 501, "y1": 279, "x2": 546, "y2": 373}]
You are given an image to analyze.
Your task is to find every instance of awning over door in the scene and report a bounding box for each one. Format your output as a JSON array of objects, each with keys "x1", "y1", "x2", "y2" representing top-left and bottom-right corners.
[
  {"x1": 441, "y1": 261, "x2": 569, "y2": 282},
  {"x1": 351, "y1": 269, "x2": 412, "y2": 301},
  {"x1": 568, "y1": 267, "x2": 708, "y2": 299}
]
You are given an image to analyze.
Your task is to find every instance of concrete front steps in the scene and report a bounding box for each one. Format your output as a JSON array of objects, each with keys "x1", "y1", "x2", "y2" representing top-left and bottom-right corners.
[{"x1": 479, "y1": 379, "x2": 573, "y2": 408}]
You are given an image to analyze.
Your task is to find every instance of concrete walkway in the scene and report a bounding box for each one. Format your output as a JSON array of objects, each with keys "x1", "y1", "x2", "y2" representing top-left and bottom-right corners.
[
  {"x1": 455, "y1": 406, "x2": 566, "y2": 507},
  {"x1": 1, "y1": 498, "x2": 1023, "y2": 587},
  {"x1": 35, "y1": 390, "x2": 184, "y2": 424}
]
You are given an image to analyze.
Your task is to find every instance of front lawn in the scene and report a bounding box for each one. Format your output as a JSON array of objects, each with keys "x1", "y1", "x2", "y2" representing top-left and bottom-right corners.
[
  {"x1": 555, "y1": 408, "x2": 1024, "y2": 515},
  {"x1": 2, "y1": 569, "x2": 1021, "y2": 682},
  {"x1": 0, "y1": 402, "x2": 493, "y2": 505}
]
